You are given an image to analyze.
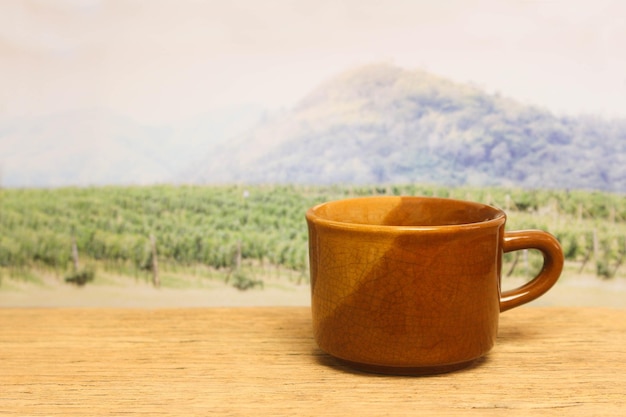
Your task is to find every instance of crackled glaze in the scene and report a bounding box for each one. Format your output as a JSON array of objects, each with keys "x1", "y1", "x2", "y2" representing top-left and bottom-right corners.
[{"x1": 306, "y1": 196, "x2": 563, "y2": 375}]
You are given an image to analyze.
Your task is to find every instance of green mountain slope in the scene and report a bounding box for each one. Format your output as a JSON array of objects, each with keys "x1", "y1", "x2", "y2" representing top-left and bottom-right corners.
[{"x1": 193, "y1": 64, "x2": 626, "y2": 191}]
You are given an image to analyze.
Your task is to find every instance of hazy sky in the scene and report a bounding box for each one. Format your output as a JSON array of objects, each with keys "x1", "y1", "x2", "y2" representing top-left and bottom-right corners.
[{"x1": 1, "y1": 0, "x2": 625, "y2": 124}]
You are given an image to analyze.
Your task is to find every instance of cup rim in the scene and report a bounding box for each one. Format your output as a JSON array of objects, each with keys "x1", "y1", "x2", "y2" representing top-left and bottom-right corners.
[{"x1": 306, "y1": 196, "x2": 506, "y2": 233}]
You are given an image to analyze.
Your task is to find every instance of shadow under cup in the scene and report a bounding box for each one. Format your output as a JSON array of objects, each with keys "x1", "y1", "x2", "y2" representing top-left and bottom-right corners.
[{"x1": 306, "y1": 196, "x2": 563, "y2": 375}]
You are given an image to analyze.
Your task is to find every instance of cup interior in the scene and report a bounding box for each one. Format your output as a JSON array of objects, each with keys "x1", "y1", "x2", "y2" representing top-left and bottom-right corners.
[{"x1": 309, "y1": 196, "x2": 504, "y2": 228}]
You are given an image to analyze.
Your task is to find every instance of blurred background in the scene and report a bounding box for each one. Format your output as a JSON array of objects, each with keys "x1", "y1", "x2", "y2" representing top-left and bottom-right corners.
[{"x1": 1, "y1": 0, "x2": 625, "y2": 307}]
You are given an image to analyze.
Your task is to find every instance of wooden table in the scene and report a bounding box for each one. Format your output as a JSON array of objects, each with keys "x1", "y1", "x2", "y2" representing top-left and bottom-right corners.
[{"x1": 1, "y1": 307, "x2": 625, "y2": 416}]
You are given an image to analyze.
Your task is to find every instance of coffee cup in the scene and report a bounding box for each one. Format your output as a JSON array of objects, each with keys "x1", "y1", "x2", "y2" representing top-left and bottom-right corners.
[{"x1": 306, "y1": 196, "x2": 563, "y2": 375}]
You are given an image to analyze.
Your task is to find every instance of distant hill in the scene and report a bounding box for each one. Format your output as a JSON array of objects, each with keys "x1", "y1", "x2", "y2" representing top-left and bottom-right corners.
[
  {"x1": 0, "y1": 106, "x2": 261, "y2": 188},
  {"x1": 191, "y1": 64, "x2": 626, "y2": 192},
  {"x1": 3, "y1": 64, "x2": 626, "y2": 191}
]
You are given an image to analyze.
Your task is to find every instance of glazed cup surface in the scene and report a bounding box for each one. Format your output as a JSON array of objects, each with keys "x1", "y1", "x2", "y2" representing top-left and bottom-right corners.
[{"x1": 306, "y1": 196, "x2": 563, "y2": 375}]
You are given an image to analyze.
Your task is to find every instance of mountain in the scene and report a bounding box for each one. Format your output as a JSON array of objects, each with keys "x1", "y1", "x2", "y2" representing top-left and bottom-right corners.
[
  {"x1": 3, "y1": 64, "x2": 626, "y2": 191},
  {"x1": 0, "y1": 106, "x2": 261, "y2": 188},
  {"x1": 191, "y1": 64, "x2": 626, "y2": 192}
]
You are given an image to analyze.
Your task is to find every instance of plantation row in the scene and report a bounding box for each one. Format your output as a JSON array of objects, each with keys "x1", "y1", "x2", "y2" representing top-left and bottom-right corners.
[{"x1": 1, "y1": 184, "x2": 625, "y2": 282}]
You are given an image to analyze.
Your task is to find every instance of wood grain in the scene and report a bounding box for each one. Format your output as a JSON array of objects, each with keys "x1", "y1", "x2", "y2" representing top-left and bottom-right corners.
[{"x1": 1, "y1": 307, "x2": 625, "y2": 416}]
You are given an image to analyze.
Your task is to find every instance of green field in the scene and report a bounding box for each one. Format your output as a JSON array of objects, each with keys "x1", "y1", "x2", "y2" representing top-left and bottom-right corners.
[{"x1": 1, "y1": 184, "x2": 625, "y2": 289}]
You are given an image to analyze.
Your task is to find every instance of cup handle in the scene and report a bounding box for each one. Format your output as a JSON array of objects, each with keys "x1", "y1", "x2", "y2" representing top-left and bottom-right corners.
[{"x1": 500, "y1": 230, "x2": 564, "y2": 312}]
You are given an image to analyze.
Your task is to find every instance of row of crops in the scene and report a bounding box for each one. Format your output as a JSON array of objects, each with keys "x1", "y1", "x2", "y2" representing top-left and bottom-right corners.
[{"x1": 1, "y1": 184, "x2": 625, "y2": 287}]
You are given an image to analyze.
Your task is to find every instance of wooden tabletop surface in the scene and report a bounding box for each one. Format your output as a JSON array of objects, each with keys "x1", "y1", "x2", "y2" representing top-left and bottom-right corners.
[{"x1": 1, "y1": 307, "x2": 625, "y2": 416}]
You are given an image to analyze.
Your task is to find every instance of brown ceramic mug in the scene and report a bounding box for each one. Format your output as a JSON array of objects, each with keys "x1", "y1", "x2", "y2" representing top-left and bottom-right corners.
[{"x1": 306, "y1": 196, "x2": 564, "y2": 375}]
